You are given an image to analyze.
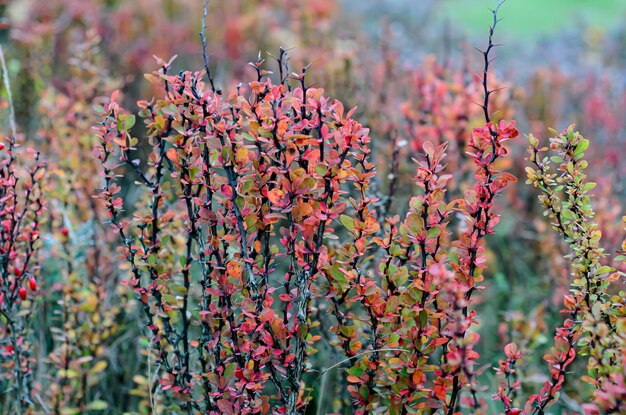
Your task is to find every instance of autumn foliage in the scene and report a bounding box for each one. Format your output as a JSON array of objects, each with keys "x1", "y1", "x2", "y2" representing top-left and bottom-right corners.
[
  {"x1": 0, "y1": 0, "x2": 625, "y2": 414},
  {"x1": 93, "y1": 49, "x2": 522, "y2": 413},
  {"x1": 0, "y1": 133, "x2": 45, "y2": 413}
]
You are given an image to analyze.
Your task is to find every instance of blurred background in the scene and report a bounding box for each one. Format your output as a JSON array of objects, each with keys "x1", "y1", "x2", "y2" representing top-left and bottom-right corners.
[{"x1": 0, "y1": 0, "x2": 624, "y2": 413}]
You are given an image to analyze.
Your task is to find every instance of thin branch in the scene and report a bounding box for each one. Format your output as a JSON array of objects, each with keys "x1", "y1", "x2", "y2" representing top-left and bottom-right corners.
[
  {"x1": 200, "y1": 0, "x2": 219, "y2": 94},
  {"x1": 0, "y1": 45, "x2": 17, "y2": 137},
  {"x1": 480, "y1": 0, "x2": 506, "y2": 124},
  {"x1": 316, "y1": 348, "x2": 408, "y2": 379}
]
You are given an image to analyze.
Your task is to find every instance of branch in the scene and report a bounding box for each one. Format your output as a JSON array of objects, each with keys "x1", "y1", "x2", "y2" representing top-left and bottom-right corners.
[
  {"x1": 200, "y1": 0, "x2": 219, "y2": 94},
  {"x1": 0, "y1": 45, "x2": 16, "y2": 137},
  {"x1": 479, "y1": 0, "x2": 506, "y2": 124}
]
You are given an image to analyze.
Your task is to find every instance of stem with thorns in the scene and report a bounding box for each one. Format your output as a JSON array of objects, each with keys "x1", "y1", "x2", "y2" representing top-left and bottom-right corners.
[{"x1": 447, "y1": 2, "x2": 507, "y2": 413}]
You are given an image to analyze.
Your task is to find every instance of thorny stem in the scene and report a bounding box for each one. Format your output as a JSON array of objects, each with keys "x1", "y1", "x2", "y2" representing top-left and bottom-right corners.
[{"x1": 447, "y1": 1, "x2": 506, "y2": 413}]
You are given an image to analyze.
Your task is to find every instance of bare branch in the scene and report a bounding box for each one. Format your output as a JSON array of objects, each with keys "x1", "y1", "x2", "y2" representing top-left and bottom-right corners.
[
  {"x1": 200, "y1": 0, "x2": 219, "y2": 94},
  {"x1": 0, "y1": 45, "x2": 17, "y2": 137},
  {"x1": 479, "y1": 0, "x2": 506, "y2": 124}
]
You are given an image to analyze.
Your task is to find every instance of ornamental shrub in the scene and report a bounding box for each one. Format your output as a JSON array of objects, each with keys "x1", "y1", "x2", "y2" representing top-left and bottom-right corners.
[
  {"x1": 0, "y1": 0, "x2": 623, "y2": 414},
  {"x1": 93, "y1": 5, "x2": 542, "y2": 414}
]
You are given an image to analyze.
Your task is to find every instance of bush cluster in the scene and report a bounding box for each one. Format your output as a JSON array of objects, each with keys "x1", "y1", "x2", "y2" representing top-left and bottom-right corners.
[{"x1": 0, "y1": 0, "x2": 624, "y2": 414}]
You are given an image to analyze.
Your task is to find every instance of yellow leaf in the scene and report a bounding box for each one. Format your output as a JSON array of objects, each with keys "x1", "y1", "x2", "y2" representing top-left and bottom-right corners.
[
  {"x1": 235, "y1": 147, "x2": 249, "y2": 164},
  {"x1": 89, "y1": 360, "x2": 108, "y2": 375}
]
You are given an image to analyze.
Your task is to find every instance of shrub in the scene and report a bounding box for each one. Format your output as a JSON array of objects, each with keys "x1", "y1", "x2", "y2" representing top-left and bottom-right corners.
[
  {"x1": 95, "y1": 55, "x2": 377, "y2": 414},
  {"x1": 519, "y1": 126, "x2": 625, "y2": 414},
  {"x1": 0, "y1": 0, "x2": 623, "y2": 413},
  {"x1": 0, "y1": 57, "x2": 46, "y2": 411},
  {"x1": 93, "y1": 4, "x2": 531, "y2": 414}
]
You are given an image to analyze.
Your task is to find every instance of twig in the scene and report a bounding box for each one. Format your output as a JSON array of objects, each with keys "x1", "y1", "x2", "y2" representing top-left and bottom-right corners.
[
  {"x1": 200, "y1": 0, "x2": 219, "y2": 94},
  {"x1": 0, "y1": 45, "x2": 16, "y2": 137},
  {"x1": 316, "y1": 348, "x2": 407, "y2": 379},
  {"x1": 478, "y1": 0, "x2": 506, "y2": 124}
]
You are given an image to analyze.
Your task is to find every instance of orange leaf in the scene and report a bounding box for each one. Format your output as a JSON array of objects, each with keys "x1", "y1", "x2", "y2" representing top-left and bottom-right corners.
[
  {"x1": 161, "y1": 211, "x2": 176, "y2": 223},
  {"x1": 346, "y1": 375, "x2": 362, "y2": 384},
  {"x1": 166, "y1": 148, "x2": 178, "y2": 163}
]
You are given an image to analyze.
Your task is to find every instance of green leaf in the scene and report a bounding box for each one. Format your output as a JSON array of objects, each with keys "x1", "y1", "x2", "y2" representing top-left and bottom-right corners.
[
  {"x1": 419, "y1": 310, "x2": 428, "y2": 328},
  {"x1": 582, "y1": 182, "x2": 596, "y2": 192},
  {"x1": 224, "y1": 363, "x2": 237, "y2": 381},
  {"x1": 347, "y1": 366, "x2": 364, "y2": 377},
  {"x1": 329, "y1": 265, "x2": 348, "y2": 288},
  {"x1": 427, "y1": 227, "x2": 441, "y2": 239},
  {"x1": 162, "y1": 104, "x2": 179, "y2": 116},
  {"x1": 315, "y1": 164, "x2": 329, "y2": 177},
  {"x1": 340, "y1": 214, "x2": 354, "y2": 231},
  {"x1": 574, "y1": 138, "x2": 589, "y2": 155},
  {"x1": 406, "y1": 213, "x2": 424, "y2": 233},
  {"x1": 119, "y1": 114, "x2": 136, "y2": 131},
  {"x1": 86, "y1": 400, "x2": 109, "y2": 411}
]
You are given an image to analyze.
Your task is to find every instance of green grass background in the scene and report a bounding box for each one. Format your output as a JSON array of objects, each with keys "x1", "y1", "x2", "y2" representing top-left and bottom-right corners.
[{"x1": 439, "y1": 0, "x2": 626, "y2": 38}]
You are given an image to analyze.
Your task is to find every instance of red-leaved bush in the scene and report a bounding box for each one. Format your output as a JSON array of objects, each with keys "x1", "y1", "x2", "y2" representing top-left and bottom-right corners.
[
  {"x1": 0, "y1": 0, "x2": 624, "y2": 413},
  {"x1": 92, "y1": 5, "x2": 542, "y2": 413},
  {"x1": 95, "y1": 56, "x2": 378, "y2": 414},
  {"x1": 0, "y1": 130, "x2": 46, "y2": 412}
]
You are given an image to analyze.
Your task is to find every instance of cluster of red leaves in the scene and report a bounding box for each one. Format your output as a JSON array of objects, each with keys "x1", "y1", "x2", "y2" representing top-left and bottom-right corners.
[
  {"x1": 13, "y1": 0, "x2": 199, "y2": 77},
  {"x1": 3, "y1": 0, "x2": 625, "y2": 413},
  {"x1": 0, "y1": 134, "x2": 46, "y2": 412},
  {"x1": 95, "y1": 49, "x2": 523, "y2": 413},
  {"x1": 12, "y1": 0, "x2": 343, "y2": 99},
  {"x1": 326, "y1": 118, "x2": 518, "y2": 414},
  {"x1": 95, "y1": 56, "x2": 373, "y2": 414},
  {"x1": 493, "y1": 343, "x2": 522, "y2": 415},
  {"x1": 355, "y1": 42, "x2": 517, "y2": 227}
]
